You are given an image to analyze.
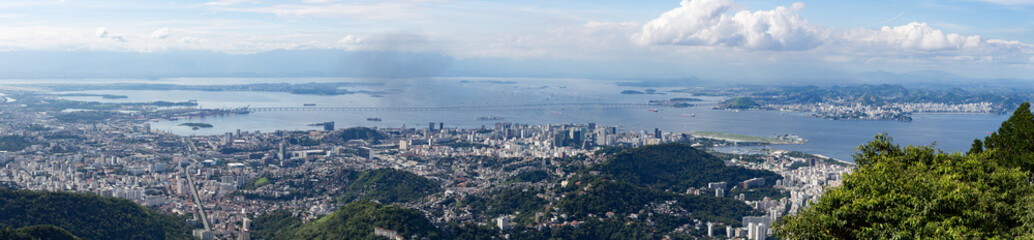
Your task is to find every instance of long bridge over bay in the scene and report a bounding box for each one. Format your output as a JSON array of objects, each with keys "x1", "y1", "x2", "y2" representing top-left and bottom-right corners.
[{"x1": 241, "y1": 102, "x2": 669, "y2": 112}]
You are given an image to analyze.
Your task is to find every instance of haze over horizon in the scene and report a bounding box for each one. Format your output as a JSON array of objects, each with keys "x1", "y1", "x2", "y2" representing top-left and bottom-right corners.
[{"x1": 1, "y1": 0, "x2": 1032, "y2": 82}]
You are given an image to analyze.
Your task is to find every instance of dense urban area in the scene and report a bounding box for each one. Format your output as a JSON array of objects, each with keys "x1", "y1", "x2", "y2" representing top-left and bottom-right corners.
[
  {"x1": 705, "y1": 84, "x2": 1032, "y2": 121},
  {"x1": 0, "y1": 90, "x2": 853, "y2": 240}
]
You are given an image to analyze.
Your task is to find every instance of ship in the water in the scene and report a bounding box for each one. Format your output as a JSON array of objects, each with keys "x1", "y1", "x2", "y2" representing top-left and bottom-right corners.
[
  {"x1": 366, "y1": 117, "x2": 382, "y2": 121},
  {"x1": 478, "y1": 116, "x2": 504, "y2": 121}
]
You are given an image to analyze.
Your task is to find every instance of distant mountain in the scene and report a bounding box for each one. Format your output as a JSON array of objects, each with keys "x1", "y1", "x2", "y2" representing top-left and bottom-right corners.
[
  {"x1": 595, "y1": 143, "x2": 781, "y2": 192},
  {"x1": 0, "y1": 188, "x2": 193, "y2": 240}
]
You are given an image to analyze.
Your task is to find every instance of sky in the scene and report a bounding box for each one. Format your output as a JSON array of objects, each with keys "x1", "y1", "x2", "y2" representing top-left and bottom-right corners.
[{"x1": 0, "y1": 0, "x2": 1032, "y2": 80}]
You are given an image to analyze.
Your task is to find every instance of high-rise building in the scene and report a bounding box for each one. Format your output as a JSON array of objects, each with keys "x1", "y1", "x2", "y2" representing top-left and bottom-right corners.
[
  {"x1": 358, "y1": 147, "x2": 372, "y2": 160},
  {"x1": 496, "y1": 216, "x2": 512, "y2": 230},
  {"x1": 439, "y1": 122, "x2": 444, "y2": 130},
  {"x1": 399, "y1": 140, "x2": 410, "y2": 150},
  {"x1": 278, "y1": 141, "x2": 286, "y2": 162},
  {"x1": 429, "y1": 122, "x2": 435, "y2": 132},
  {"x1": 743, "y1": 216, "x2": 772, "y2": 240},
  {"x1": 707, "y1": 222, "x2": 714, "y2": 237},
  {"x1": 224, "y1": 132, "x2": 234, "y2": 146},
  {"x1": 654, "y1": 128, "x2": 662, "y2": 139},
  {"x1": 239, "y1": 210, "x2": 250, "y2": 240}
]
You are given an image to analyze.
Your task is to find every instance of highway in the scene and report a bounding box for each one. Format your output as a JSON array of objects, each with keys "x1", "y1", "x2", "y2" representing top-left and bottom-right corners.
[{"x1": 181, "y1": 138, "x2": 213, "y2": 232}]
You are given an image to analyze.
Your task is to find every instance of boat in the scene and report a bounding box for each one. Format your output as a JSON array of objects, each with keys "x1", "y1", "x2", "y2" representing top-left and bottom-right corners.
[
  {"x1": 648, "y1": 109, "x2": 659, "y2": 112},
  {"x1": 367, "y1": 117, "x2": 382, "y2": 121},
  {"x1": 478, "y1": 116, "x2": 504, "y2": 121},
  {"x1": 303, "y1": 103, "x2": 316, "y2": 107}
]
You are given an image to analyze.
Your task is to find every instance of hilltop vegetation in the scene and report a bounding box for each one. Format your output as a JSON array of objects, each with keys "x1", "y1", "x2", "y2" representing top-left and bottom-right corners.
[
  {"x1": 595, "y1": 143, "x2": 781, "y2": 192},
  {"x1": 0, "y1": 225, "x2": 81, "y2": 240},
  {"x1": 250, "y1": 210, "x2": 304, "y2": 240},
  {"x1": 556, "y1": 179, "x2": 758, "y2": 226},
  {"x1": 777, "y1": 102, "x2": 1034, "y2": 239},
  {"x1": 0, "y1": 135, "x2": 31, "y2": 152},
  {"x1": 0, "y1": 188, "x2": 192, "y2": 240},
  {"x1": 253, "y1": 201, "x2": 442, "y2": 240},
  {"x1": 330, "y1": 127, "x2": 385, "y2": 144},
  {"x1": 718, "y1": 97, "x2": 761, "y2": 109},
  {"x1": 338, "y1": 168, "x2": 441, "y2": 204}
]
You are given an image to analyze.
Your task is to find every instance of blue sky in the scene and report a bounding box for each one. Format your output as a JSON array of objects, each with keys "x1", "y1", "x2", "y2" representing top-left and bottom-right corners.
[{"x1": 0, "y1": 0, "x2": 1031, "y2": 80}]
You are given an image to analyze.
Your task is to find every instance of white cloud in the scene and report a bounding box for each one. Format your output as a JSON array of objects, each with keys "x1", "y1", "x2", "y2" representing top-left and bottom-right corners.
[
  {"x1": 632, "y1": 0, "x2": 1034, "y2": 69},
  {"x1": 636, "y1": 0, "x2": 825, "y2": 50},
  {"x1": 204, "y1": 0, "x2": 253, "y2": 6},
  {"x1": 95, "y1": 27, "x2": 125, "y2": 42},
  {"x1": 339, "y1": 35, "x2": 362, "y2": 44},
  {"x1": 178, "y1": 36, "x2": 207, "y2": 44},
  {"x1": 95, "y1": 27, "x2": 108, "y2": 38},
  {"x1": 226, "y1": 2, "x2": 424, "y2": 20},
  {"x1": 861, "y1": 22, "x2": 982, "y2": 51},
  {"x1": 975, "y1": 0, "x2": 1034, "y2": 5},
  {"x1": 151, "y1": 28, "x2": 170, "y2": 39}
]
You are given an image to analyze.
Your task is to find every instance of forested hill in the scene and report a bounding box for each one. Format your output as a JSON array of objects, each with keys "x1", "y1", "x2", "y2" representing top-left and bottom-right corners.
[
  {"x1": 0, "y1": 225, "x2": 81, "y2": 240},
  {"x1": 777, "y1": 102, "x2": 1034, "y2": 239},
  {"x1": 0, "y1": 188, "x2": 193, "y2": 240},
  {"x1": 253, "y1": 200, "x2": 442, "y2": 240},
  {"x1": 596, "y1": 143, "x2": 781, "y2": 191},
  {"x1": 338, "y1": 168, "x2": 442, "y2": 204}
]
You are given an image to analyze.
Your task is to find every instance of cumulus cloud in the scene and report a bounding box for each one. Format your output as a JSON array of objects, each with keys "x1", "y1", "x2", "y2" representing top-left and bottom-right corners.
[
  {"x1": 857, "y1": 22, "x2": 981, "y2": 51},
  {"x1": 151, "y1": 28, "x2": 170, "y2": 39},
  {"x1": 636, "y1": 0, "x2": 825, "y2": 50},
  {"x1": 633, "y1": 0, "x2": 1034, "y2": 68},
  {"x1": 95, "y1": 27, "x2": 125, "y2": 42},
  {"x1": 95, "y1": 28, "x2": 108, "y2": 38},
  {"x1": 178, "y1": 36, "x2": 206, "y2": 44},
  {"x1": 204, "y1": 0, "x2": 252, "y2": 6},
  {"x1": 339, "y1": 35, "x2": 362, "y2": 44}
]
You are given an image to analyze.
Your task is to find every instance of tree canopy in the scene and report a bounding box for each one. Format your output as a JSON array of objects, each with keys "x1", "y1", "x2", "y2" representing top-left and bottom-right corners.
[
  {"x1": 0, "y1": 188, "x2": 192, "y2": 240},
  {"x1": 259, "y1": 201, "x2": 442, "y2": 240},
  {"x1": 777, "y1": 102, "x2": 1034, "y2": 239}
]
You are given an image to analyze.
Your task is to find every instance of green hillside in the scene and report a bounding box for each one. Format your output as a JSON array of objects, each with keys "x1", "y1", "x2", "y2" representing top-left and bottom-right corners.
[
  {"x1": 0, "y1": 225, "x2": 81, "y2": 240},
  {"x1": 777, "y1": 102, "x2": 1034, "y2": 239},
  {"x1": 718, "y1": 97, "x2": 760, "y2": 109},
  {"x1": 338, "y1": 168, "x2": 441, "y2": 204},
  {"x1": 260, "y1": 201, "x2": 442, "y2": 240},
  {"x1": 0, "y1": 188, "x2": 192, "y2": 240},
  {"x1": 596, "y1": 143, "x2": 781, "y2": 192},
  {"x1": 557, "y1": 179, "x2": 759, "y2": 226}
]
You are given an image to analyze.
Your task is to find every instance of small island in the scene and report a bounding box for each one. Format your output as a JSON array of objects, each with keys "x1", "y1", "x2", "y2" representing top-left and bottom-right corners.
[
  {"x1": 178, "y1": 122, "x2": 213, "y2": 130},
  {"x1": 714, "y1": 97, "x2": 761, "y2": 110}
]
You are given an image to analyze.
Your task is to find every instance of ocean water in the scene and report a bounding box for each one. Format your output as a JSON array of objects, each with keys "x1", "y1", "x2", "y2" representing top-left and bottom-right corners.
[{"x1": 42, "y1": 78, "x2": 1010, "y2": 161}]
